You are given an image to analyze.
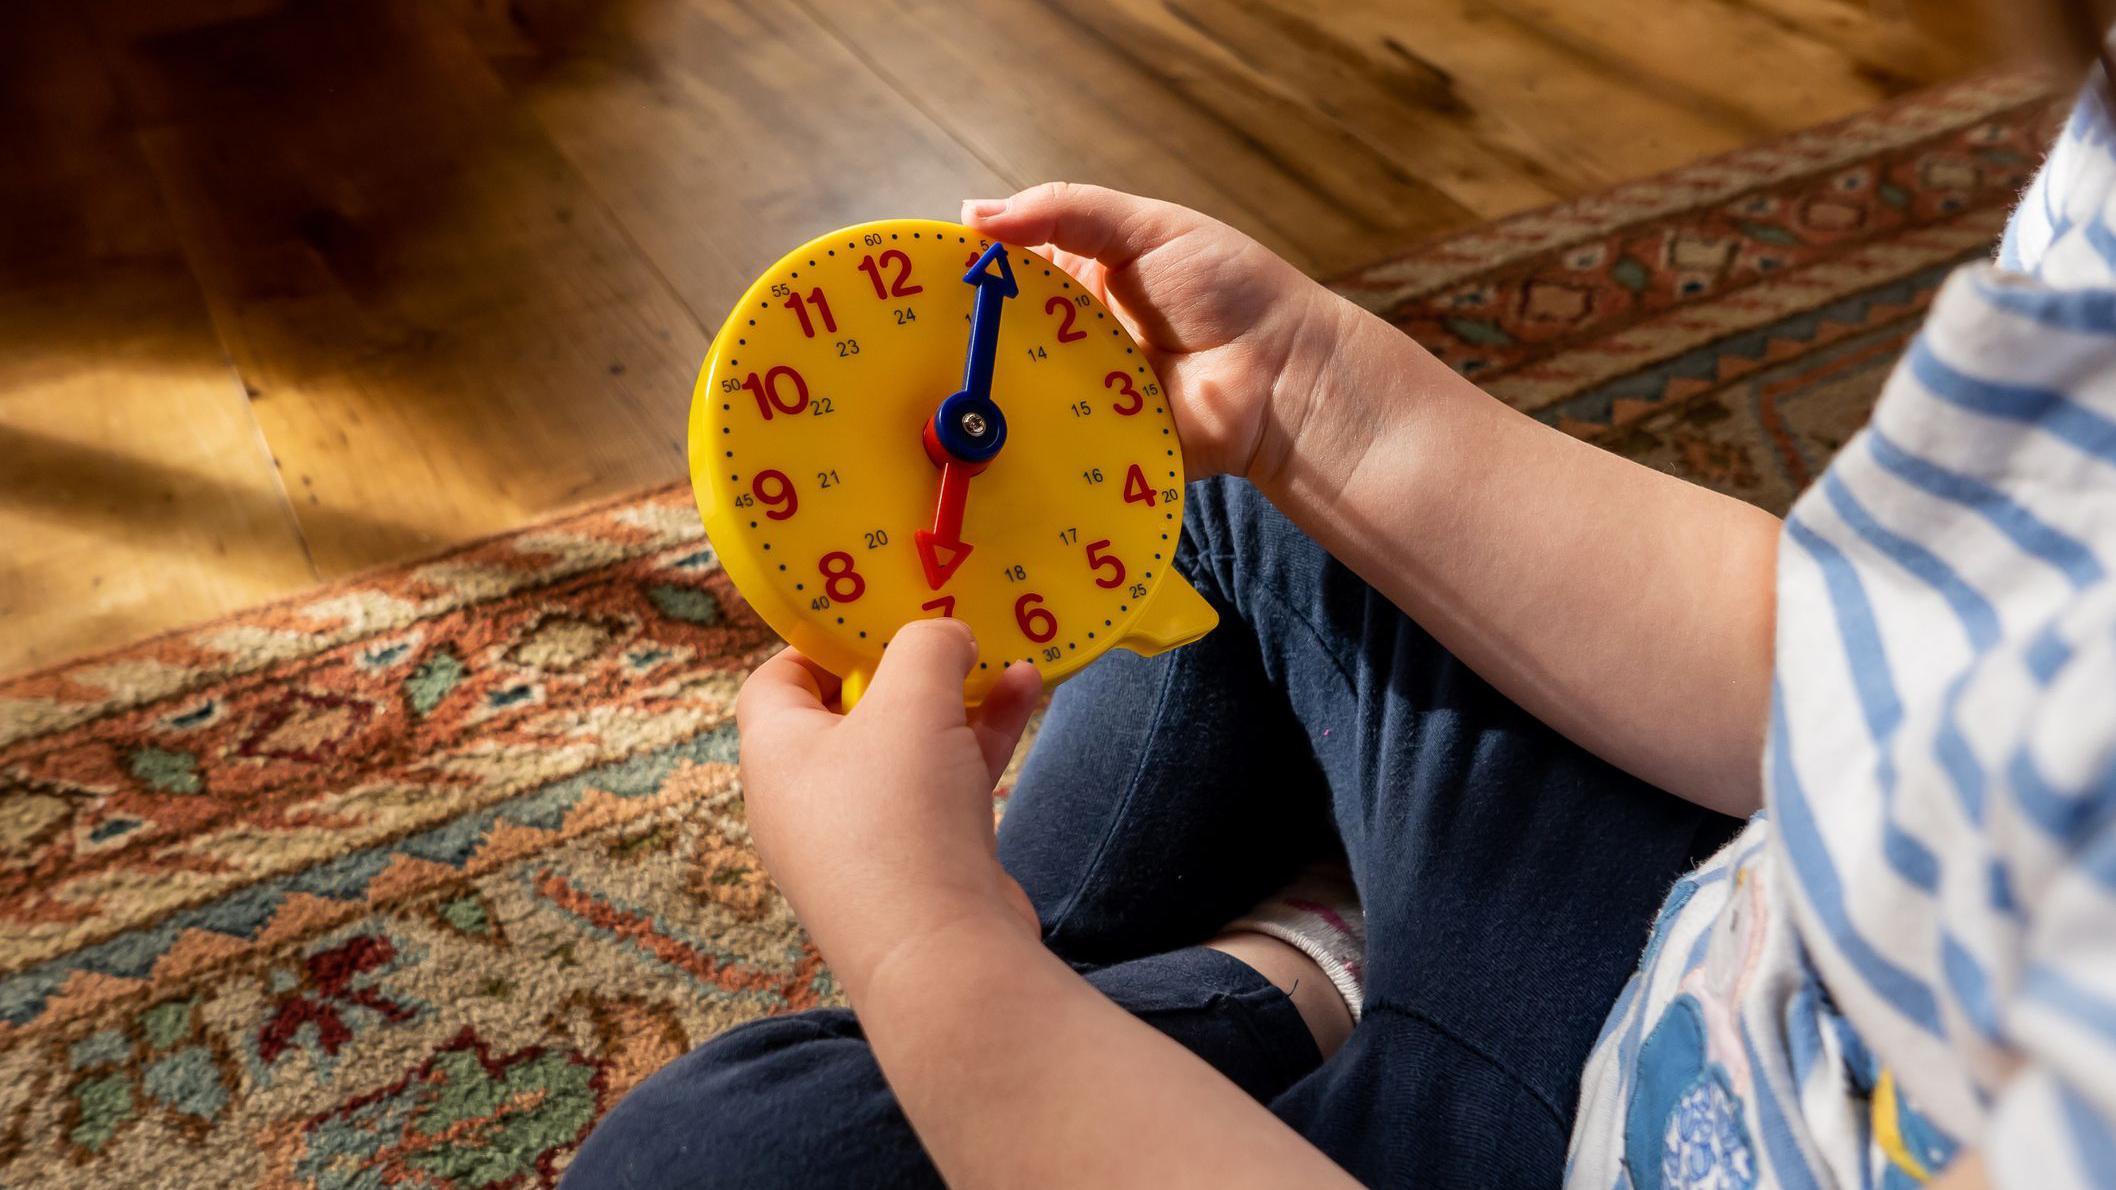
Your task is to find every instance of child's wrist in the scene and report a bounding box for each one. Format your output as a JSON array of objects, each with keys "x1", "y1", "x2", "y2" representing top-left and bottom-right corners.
[
  {"x1": 1252, "y1": 294, "x2": 1428, "y2": 506},
  {"x1": 841, "y1": 897, "x2": 1045, "y2": 1014}
]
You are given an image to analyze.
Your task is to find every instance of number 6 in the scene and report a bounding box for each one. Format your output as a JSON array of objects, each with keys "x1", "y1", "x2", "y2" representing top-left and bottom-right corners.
[{"x1": 1014, "y1": 592, "x2": 1057, "y2": 643}]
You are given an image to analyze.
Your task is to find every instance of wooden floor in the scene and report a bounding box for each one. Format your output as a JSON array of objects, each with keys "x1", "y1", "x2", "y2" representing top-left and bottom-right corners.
[{"x1": 1, "y1": 0, "x2": 2005, "y2": 674}]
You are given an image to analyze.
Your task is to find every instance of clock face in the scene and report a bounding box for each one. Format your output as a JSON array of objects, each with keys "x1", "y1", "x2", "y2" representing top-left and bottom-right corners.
[{"x1": 689, "y1": 218, "x2": 1209, "y2": 703}]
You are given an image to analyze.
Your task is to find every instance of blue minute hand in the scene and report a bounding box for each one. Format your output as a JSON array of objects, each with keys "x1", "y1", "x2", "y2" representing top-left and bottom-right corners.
[
  {"x1": 959, "y1": 242, "x2": 1018, "y2": 406},
  {"x1": 928, "y1": 242, "x2": 1018, "y2": 465}
]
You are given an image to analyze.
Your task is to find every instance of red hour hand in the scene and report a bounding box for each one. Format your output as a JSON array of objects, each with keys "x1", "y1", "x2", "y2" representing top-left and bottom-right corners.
[{"x1": 914, "y1": 459, "x2": 975, "y2": 589}]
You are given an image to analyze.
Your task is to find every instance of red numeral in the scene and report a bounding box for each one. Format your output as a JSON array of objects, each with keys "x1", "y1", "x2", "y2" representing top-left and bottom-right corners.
[
  {"x1": 753, "y1": 470, "x2": 798, "y2": 520},
  {"x1": 1105, "y1": 370, "x2": 1144, "y2": 416},
  {"x1": 819, "y1": 551, "x2": 866, "y2": 602},
  {"x1": 1084, "y1": 539, "x2": 1126, "y2": 589},
  {"x1": 1122, "y1": 464, "x2": 1157, "y2": 507},
  {"x1": 857, "y1": 250, "x2": 922, "y2": 299},
  {"x1": 741, "y1": 365, "x2": 810, "y2": 419},
  {"x1": 1046, "y1": 295, "x2": 1086, "y2": 343},
  {"x1": 782, "y1": 288, "x2": 837, "y2": 338},
  {"x1": 1014, "y1": 592, "x2": 1057, "y2": 643},
  {"x1": 920, "y1": 595, "x2": 956, "y2": 618}
]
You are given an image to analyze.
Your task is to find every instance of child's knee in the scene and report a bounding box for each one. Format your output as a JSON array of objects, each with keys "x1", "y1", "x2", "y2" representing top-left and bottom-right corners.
[{"x1": 563, "y1": 1010, "x2": 936, "y2": 1189}]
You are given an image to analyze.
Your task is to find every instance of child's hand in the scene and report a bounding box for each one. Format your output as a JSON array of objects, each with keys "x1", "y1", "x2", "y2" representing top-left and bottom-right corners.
[
  {"x1": 734, "y1": 620, "x2": 1046, "y2": 996},
  {"x1": 965, "y1": 184, "x2": 1361, "y2": 487}
]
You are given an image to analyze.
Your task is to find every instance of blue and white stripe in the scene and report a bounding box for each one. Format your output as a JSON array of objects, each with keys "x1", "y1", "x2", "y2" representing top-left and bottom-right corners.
[{"x1": 1571, "y1": 81, "x2": 2116, "y2": 1189}]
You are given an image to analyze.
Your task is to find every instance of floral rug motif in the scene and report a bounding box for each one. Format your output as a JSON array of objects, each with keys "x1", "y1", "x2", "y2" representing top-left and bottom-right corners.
[{"x1": 0, "y1": 71, "x2": 2057, "y2": 1187}]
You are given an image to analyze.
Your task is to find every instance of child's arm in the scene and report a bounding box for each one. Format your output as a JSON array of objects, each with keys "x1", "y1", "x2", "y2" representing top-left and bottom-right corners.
[
  {"x1": 862, "y1": 914, "x2": 1358, "y2": 1187},
  {"x1": 736, "y1": 622, "x2": 1358, "y2": 1187},
  {"x1": 1932, "y1": 1152, "x2": 1988, "y2": 1189},
  {"x1": 969, "y1": 186, "x2": 1779, "y2": 816}
]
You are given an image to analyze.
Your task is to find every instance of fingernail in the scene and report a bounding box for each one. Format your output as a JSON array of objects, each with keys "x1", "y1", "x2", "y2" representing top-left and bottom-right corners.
[{"x1": 962, "y1": 198, "x2": 1007, "y2": 219}]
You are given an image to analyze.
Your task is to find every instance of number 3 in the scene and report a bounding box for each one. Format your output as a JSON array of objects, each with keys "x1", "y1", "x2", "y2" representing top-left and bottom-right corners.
[{"x1": 1105, "y1": 370, "x2": 1143, "y2": 416}]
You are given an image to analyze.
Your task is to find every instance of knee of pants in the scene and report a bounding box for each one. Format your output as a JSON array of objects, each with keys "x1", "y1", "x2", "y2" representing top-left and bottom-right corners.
[{"x1": 562, "y1": 1009, "x2": 939, "y2": 1190}]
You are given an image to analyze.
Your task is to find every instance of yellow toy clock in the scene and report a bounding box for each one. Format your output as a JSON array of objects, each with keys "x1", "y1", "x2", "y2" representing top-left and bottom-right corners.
[{"x1": 688, "y1": 218, "x2": 1217, "y2": 706}]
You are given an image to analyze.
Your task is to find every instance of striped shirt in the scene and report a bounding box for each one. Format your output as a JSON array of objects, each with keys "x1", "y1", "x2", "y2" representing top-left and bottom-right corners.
[{"x1": 1568, "y1": 82, "x2": 2116, "y2": 1189}]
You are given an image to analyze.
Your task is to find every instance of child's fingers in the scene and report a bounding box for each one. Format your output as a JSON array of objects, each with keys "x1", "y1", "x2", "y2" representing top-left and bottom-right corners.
[
  {"x1": 1024, "y1": 244, "x2": 1136, "y2": 332},
  {"x1": 1025, "y1": 243, "x2": 1094, "y2": 295},
  {"x1": 963, "y1": 183, "x2": 1202, "y2": 272},
  {"x1": 853, "y1": 618, "x2": 978, "y2": 730},
  {"x1": 1040, "y1": 246, "x2": 1108, "y2": 303},
  {"x1": 1053, "y1": 245, "x2": 1160, "y2": 344},
  {"x1": 736, "y1": 648, "x2": 839, "y2": 737},
  {"x1": 969, "y1": 662, "x2": 1043, "y2": 783}
]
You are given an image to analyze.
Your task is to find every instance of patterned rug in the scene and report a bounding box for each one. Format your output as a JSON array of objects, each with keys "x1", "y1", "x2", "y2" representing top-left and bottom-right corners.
[{"x1": 0, "y1": 70, "x2": 2058, "y2": 1187}]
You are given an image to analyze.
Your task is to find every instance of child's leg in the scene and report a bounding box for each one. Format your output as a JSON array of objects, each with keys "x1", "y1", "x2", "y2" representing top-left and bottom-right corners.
[
  {"x1": 1153, "y1": 477, "x2": 1740, "y2": 1184},
  {"x1": 562, "y1": 947, "x2": 1319, "y2": 1188},
  {"x1": 996, "y1": 588, "x2": 1341, "y2": 965}
]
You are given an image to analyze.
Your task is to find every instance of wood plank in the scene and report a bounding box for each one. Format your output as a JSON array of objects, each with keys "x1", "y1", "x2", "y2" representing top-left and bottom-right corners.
[
  {"x1": 1044, "y1": 0, "x2": 1998, "y2": 273},
  {"x1": 1033, "y1": 0, "x2": 1593, "y2": 235},
  {"x1": 474, "y1": 0, "x2": 1017, "y2": 332},
  {"x1": 90, "y1": 0, "x2": 715, "y2": 578},
  {"x1": 1725, "y1": 0, "x2": 1994, "y2": 84},
  {"x1": 789, "y1": 0, "x2": 1488, "y2": 275},
  {"x1": 1077, "y1": 0, "x2": 1791, "y2": 214},
  {"x1": 0, "y1": 3, "x2": 316, "y2": 676},
  {"x1": 1467, "y1": 0, "x2": 1958, "y2": 130}
]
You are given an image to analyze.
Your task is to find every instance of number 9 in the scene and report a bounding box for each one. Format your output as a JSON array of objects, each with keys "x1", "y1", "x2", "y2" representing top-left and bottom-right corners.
[{"x1": 753, "y1": 470, "x2": 798, "y2": 520}]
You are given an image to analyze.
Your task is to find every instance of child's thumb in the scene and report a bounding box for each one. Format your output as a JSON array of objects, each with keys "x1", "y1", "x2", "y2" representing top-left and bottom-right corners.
[
  {"x1": 855, "y1": 618, "x2": 979, "y2": 727},
  {"x1": 963, "y1": 182, "x2": 1204, "y2": 270}
]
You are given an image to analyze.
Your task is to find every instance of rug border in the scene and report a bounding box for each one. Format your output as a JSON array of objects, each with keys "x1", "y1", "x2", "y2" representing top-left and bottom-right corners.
[
  {"x1": 0, "y1": 482, "x2": 697, "y2": 689},
  {"x1": 1324, "y1": 66, "x2": 2051, "y2": 303}
]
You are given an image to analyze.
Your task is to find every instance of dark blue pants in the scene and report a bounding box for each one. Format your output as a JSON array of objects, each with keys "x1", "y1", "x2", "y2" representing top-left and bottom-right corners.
[{"x1": 567, "y1": 477, "x2": 1740, "y2": 1187}]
